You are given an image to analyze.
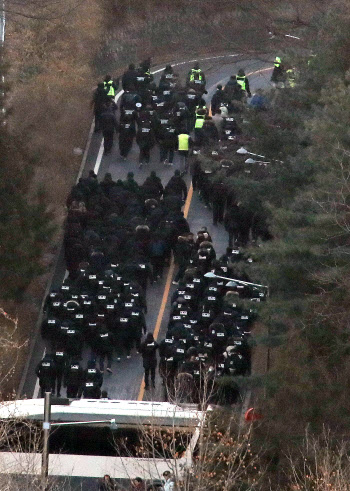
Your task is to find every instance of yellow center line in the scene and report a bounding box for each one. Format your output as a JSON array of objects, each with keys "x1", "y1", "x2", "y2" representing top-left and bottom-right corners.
[
  {"x1": 137, "y1": 183, "x2": 194, "y2": 401},
  {"x1": 247, "y1": 66, "x2": 274, "y2": 77},
  {"x1": 137, "y1": 64, "x2": 272, "y2": 400}
]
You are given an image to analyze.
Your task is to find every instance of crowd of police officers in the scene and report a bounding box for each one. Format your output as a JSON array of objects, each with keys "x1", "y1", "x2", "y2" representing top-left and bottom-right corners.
[
  {"x1": 91, "y1": 59, "x2": 254, "y2": 166},
  {"x1": 35, "y1": 58, "x2": 267, "y2": 402}
]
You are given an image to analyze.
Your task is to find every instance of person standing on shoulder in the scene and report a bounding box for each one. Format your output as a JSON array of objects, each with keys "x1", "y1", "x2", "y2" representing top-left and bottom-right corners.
[
  {"x1": 140, "y1": 332, "x2": 159, "y2": 390},
  {"x1": 104, "y1": 75, "x2": 118, "y2": 99},
  {"x1": 100, "y1": 101, "x2": 118, "y2": 154},
  {"x1": 271, "y1": 56, "x2": 286, "y2": 87},
  {"x1": 91, "y1": 83, "x2": 110, "y2": 132},
  {"x1": 236, "y1": 68, "x2": 251, "y2": 98},
  {"x1": 122, "y1": 63, "x2": 138, "y2": 91}
]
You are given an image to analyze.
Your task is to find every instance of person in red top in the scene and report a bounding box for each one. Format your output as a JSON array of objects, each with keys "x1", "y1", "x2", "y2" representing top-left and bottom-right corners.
[{"x1": 131, "y1": 477, "x2": 146, "y2": 490}]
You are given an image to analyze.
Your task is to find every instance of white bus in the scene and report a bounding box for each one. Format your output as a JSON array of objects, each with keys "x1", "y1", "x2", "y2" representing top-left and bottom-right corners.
[{"x1": 0, "y1": 398, "x2": 205, "y2": 483}]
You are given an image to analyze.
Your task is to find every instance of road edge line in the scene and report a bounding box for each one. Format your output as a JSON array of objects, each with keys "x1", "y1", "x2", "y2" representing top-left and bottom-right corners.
[{"x1": 17, "y1": 120, "x2": 96, "y2": 397}]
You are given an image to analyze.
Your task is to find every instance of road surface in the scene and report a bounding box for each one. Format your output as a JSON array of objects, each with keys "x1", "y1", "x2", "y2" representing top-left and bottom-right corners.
[{"x1": 19, "y1": 55, "x2": 273, "y2": 402}]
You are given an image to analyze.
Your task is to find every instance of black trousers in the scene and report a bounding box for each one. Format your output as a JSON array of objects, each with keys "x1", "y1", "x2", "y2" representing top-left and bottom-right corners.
[
  {"x1": 67, "y1": 384, "x2": 80, "y2": 398},
  {"x1": 124, "y1": 335, "x2": 141, "y2": 355},
  {"x1": 145, "y1": 366, "x2": 156, "y2": 386},
  {"x1": 228, "y1": 229, "x2": 235, "y2": 248},
  {"x1": 40, "y1": 378, "x2": 55, "y2": 397},
  {"x1": 213, "y1": 200, "x2": 225, "y2": 225},
  {"x1": 194, "y1": 128, "x2": 204, "y2": 146},
  {"x1": 159, "y1": 143, "x2": 175, "y2": 163},
  {"x1": 94, "y1": 109, "x2": 102, "y2": 132},
  {"x1": 151, "y1": 256, "x2": 164, "y2": 278},
  {"x1": 139, "y1": 145, "x2": 151, "y2": 164},
  {"x1": 119, "y1": 134, "x2": 134, "y2": 157},
  {"x1": 55, "y1": 369, "x2": 64, "y2": 395},
  {"x1": 94, "y1": 351, "x2": 113, "y2": 371},
  {"x1": 178, "y1": 150, "x2": 189, "y2": 173},
  {"x1": 174, "y1": 263, "x2": 187, "y2": 282},
  {"x1": 103, "y1": 130, "x2": 114, "y2": 153}
]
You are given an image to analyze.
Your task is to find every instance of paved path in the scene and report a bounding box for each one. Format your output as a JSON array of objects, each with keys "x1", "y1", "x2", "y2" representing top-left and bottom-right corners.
[{"x1": 20, "y1": 56, "x2": 273, "y2": 401}]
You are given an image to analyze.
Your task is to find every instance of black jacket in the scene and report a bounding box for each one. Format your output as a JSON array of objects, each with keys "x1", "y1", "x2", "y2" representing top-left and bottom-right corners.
[
  {"x1": 165, "y1": 176, "x2": 187, "y2": 200},
  {"x1": 100, "y1": 110, "x2": 118, "y2": 133},
  {"x1": 92, "y1": 87, "x2": 110, "y2": 111},
  {"x1": 211, "y1": 89, "x2": 224, "y2": 114},
  {"x1": 140, "y1": 340, "x2": 159, "y2": 367},
  {"x1": 122, "y1": 68, "x2": 138, "y2": 90}
]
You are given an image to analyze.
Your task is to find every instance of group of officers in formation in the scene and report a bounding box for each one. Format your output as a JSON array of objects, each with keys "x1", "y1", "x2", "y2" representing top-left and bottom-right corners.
[
  {"x1": 91, "y1": 58, "x2": 256, "y2": 168},
  {"x1": 35, "y1": 58, "x2": 267, "y2": 402}
]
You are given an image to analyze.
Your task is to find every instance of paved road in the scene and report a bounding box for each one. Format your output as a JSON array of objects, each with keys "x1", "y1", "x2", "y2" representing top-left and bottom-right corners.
[{"x1": 20, "y1": 56, "x2": 273, "y2": 402}]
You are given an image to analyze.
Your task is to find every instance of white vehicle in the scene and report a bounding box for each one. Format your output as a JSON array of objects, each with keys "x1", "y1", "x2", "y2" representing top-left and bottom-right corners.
[{"x1": 0, "y1": 398, "x2": 206, "y2": 482}]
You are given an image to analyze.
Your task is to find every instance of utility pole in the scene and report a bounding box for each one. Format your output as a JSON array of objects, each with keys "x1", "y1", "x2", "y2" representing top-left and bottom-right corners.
[
  {"x1": 41, "y1": 391, "x2": 51, "y2": 491},
  {"x1": 0, "y1": 0, "x2": 5, "y2": 45},
  {"x1": 0, "y1": 0, "x2": 6, "y2": 124}
]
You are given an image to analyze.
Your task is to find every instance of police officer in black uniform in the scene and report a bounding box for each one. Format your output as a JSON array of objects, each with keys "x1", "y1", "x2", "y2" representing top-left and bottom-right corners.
[
  {"x1": 64, "y1": 359, "x2": 84, "y2": 398},
  {"x1": 36, "y1": 354, "x2": 57, "y2": 397}
]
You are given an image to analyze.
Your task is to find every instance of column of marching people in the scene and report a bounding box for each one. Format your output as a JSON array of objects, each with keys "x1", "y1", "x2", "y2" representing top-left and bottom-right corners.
[
  {"x1": 35, "y1": 58, "x2": 266, "y2": 400},
  {"x1": 36, "y1": 167, "x2": 190, "y2": 397}
]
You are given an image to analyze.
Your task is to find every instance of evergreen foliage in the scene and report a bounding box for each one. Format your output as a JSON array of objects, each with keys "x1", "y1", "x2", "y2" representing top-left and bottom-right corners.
[
  {"x1": 199, "y1": 1, "x2": 350, "y2": 442},
  {"x1": 0, "y1": 48, "x2": 54, "y2": 299}
]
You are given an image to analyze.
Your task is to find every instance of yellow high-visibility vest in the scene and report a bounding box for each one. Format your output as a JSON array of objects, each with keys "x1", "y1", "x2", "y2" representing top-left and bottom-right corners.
[
  {"x1": 236, "y1": 76, "x2": 246, "y2": 91},
  {"x1": 274, "y1": 56, "x2": 281, "y2": 68},
  {"x1": 195, "y1": 116, "x2": 205, "y2": 129},
  {"x1": 104, "y1": 81, "x2": 115, "y2": 97},
  {"x1": 190, "y1": 69, "x2": 203, "y2": 82},
  {"x1": 178, "y1": 134, "x2": 190, "y2": 151}
]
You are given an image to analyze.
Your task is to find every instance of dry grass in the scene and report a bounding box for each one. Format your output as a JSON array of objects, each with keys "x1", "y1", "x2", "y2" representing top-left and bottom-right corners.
[{"x1": 1, "y1": 0, "x2": 104, "y2": 396}]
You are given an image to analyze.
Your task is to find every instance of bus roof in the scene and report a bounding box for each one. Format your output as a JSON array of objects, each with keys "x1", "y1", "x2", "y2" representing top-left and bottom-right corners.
[{"x1": 0, "y1": 399, "x2": 205, "y2": 427}]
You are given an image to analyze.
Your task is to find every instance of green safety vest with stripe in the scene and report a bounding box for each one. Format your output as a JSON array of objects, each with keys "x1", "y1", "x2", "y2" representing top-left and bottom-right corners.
[
  {"x1": 178, "y1": 134, "x2": 190, "y2": 151},
  {"x1": 195, "y1": 115, "x2": 205, "y2": 129},
  {"x1": 104, "y1": 80, "x2": 115, "y2": 97},
  {"x1": 274, "y1": 57, "x2": 281, "y2": 68},
  {"x1": 236, "y1": 75, "x2": 246, "y2": 91},
  {"x1": 190, "y1": 69, "x2": 203, "y2": 82}
]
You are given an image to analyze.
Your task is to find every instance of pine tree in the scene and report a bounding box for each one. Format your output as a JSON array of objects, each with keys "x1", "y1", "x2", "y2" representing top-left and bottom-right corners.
[{"x1": 0, "y1": 48, "x2": 54, "y2": 299}]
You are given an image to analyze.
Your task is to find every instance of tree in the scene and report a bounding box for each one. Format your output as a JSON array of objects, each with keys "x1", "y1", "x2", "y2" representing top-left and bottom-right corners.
[
  {"x1": 0, "y1": 47, "x2": 54, "y2": 300},
  {"x1": 185, "y1": 0, "x2": 350, "y2": 450}
]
